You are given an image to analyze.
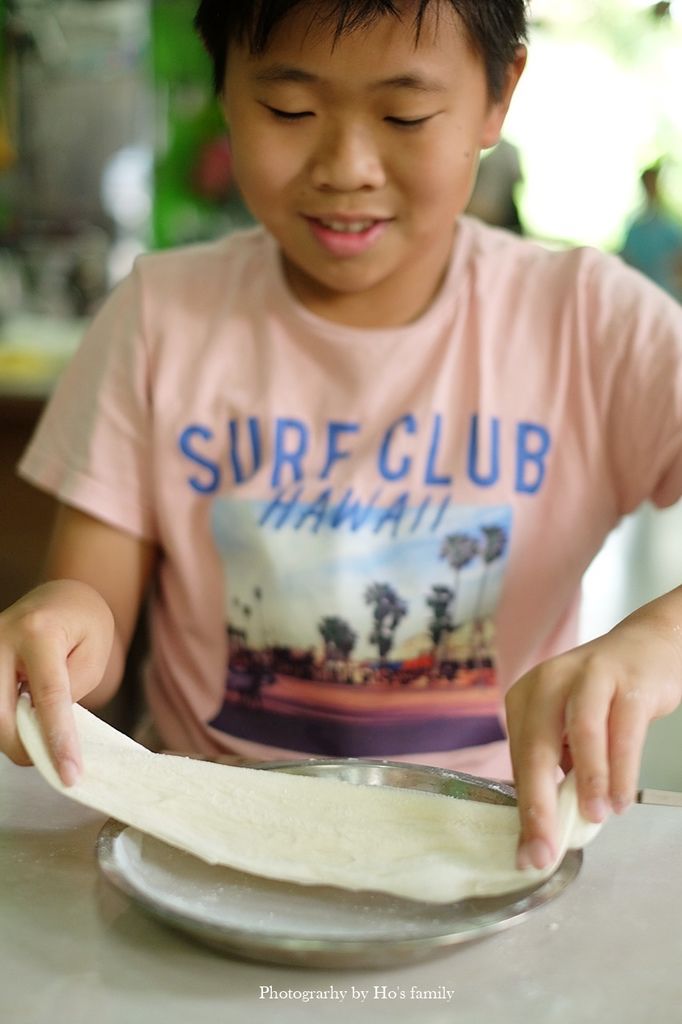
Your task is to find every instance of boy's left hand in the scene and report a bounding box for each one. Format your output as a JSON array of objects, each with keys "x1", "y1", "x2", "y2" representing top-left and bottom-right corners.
[{"x1": 506, "y1": 589, "x2": 682, "y2": 870}]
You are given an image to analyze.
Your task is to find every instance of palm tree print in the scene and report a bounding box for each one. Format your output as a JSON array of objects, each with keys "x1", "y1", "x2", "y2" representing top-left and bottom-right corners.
[
  {"x1": 365, "y1": 582, "x2": 408, "y2": 662},
  {"x1": 473, "y1": 524, "x2": 508, "y2": 619},
  {"x1": 440, "y1": 532, "x2": 479, "y2": 633},
  {"x1": 253, "y1": 585, "x2": 265, "y2": 647},
  {"x1": 469, "y1": 524, "x2": 508, "y2": 665},
  {"x1": 318, "y1": 615, "x2": 357, "y2": 679},
  {"x1": 425, "y1": 584, "x2": 455, "y2": 666}
]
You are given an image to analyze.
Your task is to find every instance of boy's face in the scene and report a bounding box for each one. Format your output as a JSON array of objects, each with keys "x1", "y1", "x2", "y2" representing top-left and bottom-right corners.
[{"x1": 223, "y1": 2, "x2": 525, "y2": 327}]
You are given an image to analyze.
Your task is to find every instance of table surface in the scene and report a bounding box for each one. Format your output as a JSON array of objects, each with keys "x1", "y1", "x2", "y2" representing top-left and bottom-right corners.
[{"x1": 1, "y1": 758, "x2": 681, "y2": 1024}]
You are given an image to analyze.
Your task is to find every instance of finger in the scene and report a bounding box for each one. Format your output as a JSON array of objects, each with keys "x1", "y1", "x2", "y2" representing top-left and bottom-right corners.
[
  {"x1": 504, "y1": 682, "x2": 526, "y2": 768},
  {"x1": 608, "y1": 686, "x2": 650, "y2": 814},
  {"x1": 0, "y1": 650, "x2": 32, "y2": 765},
  {"x1": 20, "y1": 644, "x2": 82, "y2": 786},
  {"x1": 510, "y1": 682, "x2": 567, "y2": 869},
  {"x1": 514, "y1": 743, "x2": 563, "y2": 869},
  {"x1": 564, "y1": 673, "x2": 614, "y2": 824},
  {"x1": 64, "y1": 630, "x2": 114, "y2": 704}
]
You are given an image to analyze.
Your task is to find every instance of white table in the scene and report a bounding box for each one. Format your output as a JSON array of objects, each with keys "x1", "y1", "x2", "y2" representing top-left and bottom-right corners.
[{"x1": 1, "y1": 758, "x2": 681, "y2": 1024}]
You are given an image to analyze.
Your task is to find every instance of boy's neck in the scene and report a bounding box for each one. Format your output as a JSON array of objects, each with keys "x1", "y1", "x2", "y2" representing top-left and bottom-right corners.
[{"x1": 282, "y1": 223, "x2": 459, "y2": 329}]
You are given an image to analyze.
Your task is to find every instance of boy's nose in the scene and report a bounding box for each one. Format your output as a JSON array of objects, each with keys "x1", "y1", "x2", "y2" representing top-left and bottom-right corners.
[{"x1": 309, "y1": 123, "x2": 386, "y2": 192}]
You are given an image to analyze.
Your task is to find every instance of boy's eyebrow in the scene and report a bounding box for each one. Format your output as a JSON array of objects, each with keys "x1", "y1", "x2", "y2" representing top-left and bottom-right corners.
[
  {"x1": 252, "y1": 64, "x2": 447, "y2": 93},
  {"x1": 376, "y1": 73, "x2": 448, "y2": 94},
  {"x1": 253, "y1": 65, "x2": 318, "y2": 85}
]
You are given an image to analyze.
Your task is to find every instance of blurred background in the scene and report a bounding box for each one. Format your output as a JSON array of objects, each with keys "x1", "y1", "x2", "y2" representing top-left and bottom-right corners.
[{"x1": 0, "y1": 0, "x2": 681, "y2": 786}]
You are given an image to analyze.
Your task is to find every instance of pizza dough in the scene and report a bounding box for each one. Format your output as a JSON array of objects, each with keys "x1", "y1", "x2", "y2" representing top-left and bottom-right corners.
[{"x1": 16, "y1": 697, "x2": 601, "y2": 904}]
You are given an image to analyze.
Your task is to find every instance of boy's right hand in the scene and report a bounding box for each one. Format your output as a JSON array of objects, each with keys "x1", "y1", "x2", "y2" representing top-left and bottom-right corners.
[{"x1": 0, "y1": 580, "x2": 114, "y2": 785}]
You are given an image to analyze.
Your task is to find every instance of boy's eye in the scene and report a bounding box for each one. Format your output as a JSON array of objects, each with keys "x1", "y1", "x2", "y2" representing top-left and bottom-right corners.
[
  {"x1": 263, "y1": 105, "x2": 313, "y2": 121},
  {"x1": 385, "y1": 115, "x2": 434, "y2": 129}
]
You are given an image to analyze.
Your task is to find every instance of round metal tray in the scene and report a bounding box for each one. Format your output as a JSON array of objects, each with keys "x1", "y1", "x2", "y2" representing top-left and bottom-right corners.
[{"x1": 96, "y1": 759, "x2": 581, "y2": 969}]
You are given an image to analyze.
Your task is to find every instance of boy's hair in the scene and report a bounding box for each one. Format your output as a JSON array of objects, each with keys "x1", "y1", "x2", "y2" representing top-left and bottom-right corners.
[{"x1": 194, "y1": 0, "x2": 528, "y2": 101}]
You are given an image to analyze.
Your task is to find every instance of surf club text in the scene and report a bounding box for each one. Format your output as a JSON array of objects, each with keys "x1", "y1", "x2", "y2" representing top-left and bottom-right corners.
[{"x1": 178, "y1": 413, "x2": 551, "y2": 498}]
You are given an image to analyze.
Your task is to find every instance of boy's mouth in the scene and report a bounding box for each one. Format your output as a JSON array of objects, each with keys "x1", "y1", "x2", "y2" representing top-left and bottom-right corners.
[
  {"x1": 316, "y1": 217, "x2": 377, "y2": 233},
  {"x1": 305, "y1": 215, "x2": 390, "y2": 257}
]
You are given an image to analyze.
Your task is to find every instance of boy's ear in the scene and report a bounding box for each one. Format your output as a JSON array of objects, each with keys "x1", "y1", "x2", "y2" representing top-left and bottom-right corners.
[{"x1": 480, "y1": 45, "x2": 527, "y2": 150}]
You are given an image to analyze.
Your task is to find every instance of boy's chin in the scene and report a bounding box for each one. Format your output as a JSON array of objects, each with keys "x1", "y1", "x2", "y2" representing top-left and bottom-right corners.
[{"x1": 282, "y1": 255, "x2": 377, "y2": 295}]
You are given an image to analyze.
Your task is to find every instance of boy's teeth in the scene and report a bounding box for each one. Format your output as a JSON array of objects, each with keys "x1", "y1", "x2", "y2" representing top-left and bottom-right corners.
[{"x1": 320, "y1": 219, "x2": 374, "y2": 233}]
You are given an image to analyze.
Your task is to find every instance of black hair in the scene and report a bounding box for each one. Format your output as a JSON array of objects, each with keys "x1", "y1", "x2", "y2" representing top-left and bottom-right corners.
[{"x1": 194, "y1": 0, "x2": 528, "y2": 101}]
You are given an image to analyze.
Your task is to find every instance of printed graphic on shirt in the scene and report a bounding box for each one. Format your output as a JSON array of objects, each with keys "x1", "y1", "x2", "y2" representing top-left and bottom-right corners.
[
  {"x1": 208, "y1": 492, "x2": 512, "y2": 757},
  {"x1": 179, "y1": 413, "x2": 553, "y2": 498}
]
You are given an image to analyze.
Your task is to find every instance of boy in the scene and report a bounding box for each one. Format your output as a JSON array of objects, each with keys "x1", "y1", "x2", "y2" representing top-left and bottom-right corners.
[{"x1": 0, "y1": 0, "x2": 681, "y2": 872}]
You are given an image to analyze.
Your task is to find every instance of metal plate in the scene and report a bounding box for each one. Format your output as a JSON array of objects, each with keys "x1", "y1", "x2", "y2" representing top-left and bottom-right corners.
[{"x1": 96, "y1": 759, "x2": 581, "y2": 968}]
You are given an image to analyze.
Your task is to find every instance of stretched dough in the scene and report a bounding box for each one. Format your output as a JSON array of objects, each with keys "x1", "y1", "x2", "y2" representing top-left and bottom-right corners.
[{"x1": 16, "y1": 698, "x2": 601, "y2": 903}]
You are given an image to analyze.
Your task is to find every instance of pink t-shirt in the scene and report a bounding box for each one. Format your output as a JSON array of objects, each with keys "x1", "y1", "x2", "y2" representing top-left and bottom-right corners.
[{"x1": 19, "y1": 218, "x2": 682, "y2": 780}]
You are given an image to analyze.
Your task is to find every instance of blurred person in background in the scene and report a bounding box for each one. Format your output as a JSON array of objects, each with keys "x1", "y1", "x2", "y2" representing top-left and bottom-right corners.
[
  {"x1": 621, "y1": 161, "x2": 682, "y2": 303},
  {"x1": 466, "y1": 136, "x2": 524, "y2": 234}
]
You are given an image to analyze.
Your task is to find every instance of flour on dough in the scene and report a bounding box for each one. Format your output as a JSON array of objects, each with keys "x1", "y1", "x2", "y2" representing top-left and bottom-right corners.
[{"x1": 16, "y1": 697, "x2": 601, "y2": 904}]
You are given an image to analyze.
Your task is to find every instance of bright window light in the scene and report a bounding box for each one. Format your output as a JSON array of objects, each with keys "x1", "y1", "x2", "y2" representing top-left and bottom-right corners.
[{"x1": 505, "y1": 12, "x2": 682, "y2": 249}]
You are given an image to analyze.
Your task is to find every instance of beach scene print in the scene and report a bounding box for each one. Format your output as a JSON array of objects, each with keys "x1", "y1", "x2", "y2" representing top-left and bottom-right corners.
[{"x1": 209, "y1": 493, "x2": 513, "y2": 756}]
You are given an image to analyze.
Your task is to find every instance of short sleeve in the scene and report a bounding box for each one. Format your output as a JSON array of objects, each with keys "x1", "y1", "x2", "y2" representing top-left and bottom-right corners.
[
  {"x1": 586, "y1": 253, "x2": 682, "y2": 514},
  {"x1": 18, "y1": 263, "x2": 157, "y2": 540}
]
